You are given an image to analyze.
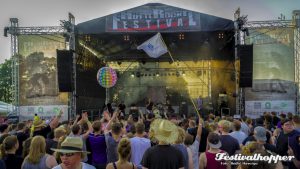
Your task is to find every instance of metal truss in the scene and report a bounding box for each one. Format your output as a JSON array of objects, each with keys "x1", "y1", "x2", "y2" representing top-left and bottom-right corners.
[
  {"x1": 244, "y1": 20, "x2": 294, "y2": 29},
  {"x1": 5, "y1": 18, "x2": 70, "y2": 118},
  {"x1": 9, "y1": 18, "x2": 19, "y2": 116},
  {"x1": 293, "y1": 10, "x2": 300, "y2": 114},
  {"x1": 7, "y1": 26, "x2": 66, "y2": 35},
  {"x1": 237, "y1": 10, "x2": 300, "y2": 115}
]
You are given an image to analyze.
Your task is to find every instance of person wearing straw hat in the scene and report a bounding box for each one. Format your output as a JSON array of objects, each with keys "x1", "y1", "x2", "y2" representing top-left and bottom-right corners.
[
  {"x1": 31, "y1": 110, "x2": 63, "y2": 138},
  {"x1": 141, "y1": 119, "x2": 184, "y2": 169},
  {"x1": 51, "y1": 137, "x2": 95, "y2": 169}
]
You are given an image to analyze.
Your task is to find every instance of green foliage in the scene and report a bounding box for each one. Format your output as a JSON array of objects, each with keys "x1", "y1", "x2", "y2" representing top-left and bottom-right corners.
[{"x1": 0, "y1": 58, "x2": 13, "y2": 103}]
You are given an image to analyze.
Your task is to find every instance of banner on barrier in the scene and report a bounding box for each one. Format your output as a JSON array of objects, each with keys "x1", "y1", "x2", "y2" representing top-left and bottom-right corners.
[
  {"x1": 245, "y1": 100, "x2": 295, "y2": 119},
  {"x1": 19, "y1": 105, "x2": 68, "y2": 121}
]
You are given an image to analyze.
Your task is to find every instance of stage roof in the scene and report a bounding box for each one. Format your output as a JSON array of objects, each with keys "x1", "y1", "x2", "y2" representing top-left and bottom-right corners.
[
  {"x1": 76, "y1": 3, "x2": 234, "y2": 34},
  {"x1": 75, "y1": 3, "x2": 235, "y2": 61}
]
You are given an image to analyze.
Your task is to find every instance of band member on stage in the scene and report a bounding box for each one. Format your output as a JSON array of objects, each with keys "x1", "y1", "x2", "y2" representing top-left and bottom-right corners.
[
  {"x1": 118, "y1": 101, "x2": 126, "y2": 119},
  {"x1": 146, "y1": 99, "x2": 154, "y2": 115}
]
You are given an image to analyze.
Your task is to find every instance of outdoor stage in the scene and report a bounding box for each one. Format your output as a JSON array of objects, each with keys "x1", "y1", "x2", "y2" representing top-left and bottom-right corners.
[{"x1": 4, "y1": 3, "x2": 300, "y2": 121}]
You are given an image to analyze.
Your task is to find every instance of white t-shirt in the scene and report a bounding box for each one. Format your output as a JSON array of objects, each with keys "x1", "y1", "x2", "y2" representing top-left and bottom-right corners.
[{"x1": 52, "y1": 162, "x2": 96, "y2": 169}]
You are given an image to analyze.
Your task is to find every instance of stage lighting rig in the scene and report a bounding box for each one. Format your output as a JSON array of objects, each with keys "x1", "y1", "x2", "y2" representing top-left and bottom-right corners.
[
  {"x1": 4, "y1": 27, "x2": 9, "y2": 37},
  {"x1": 236, "y1": 15, "x2": 248, "y2": 30},
  {"x1": 124, "y1": 35, "x2": 130, "y2": 41},
  {"x1": 179, "y1": 33, "x2": 185, "y2": 40}
]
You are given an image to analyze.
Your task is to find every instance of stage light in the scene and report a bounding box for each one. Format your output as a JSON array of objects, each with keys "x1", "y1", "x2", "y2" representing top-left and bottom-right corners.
[
  {"x1": 182, "y1": 71, "x2": 186, "y2": 76},
  {"x1": 124, "y1": 35, "x2": 130, "y2": 41},
  {"x1": 131, "y1": 72, "x2": 135, "y2": 77},
  {"x1": 117, "y1": 61, "x2": 122, "y2": 65},
  {"x1": 176, "y1": 71, "x2": 180, "y2": 77},
  {"x1": 156, "y1": 72, "x2": 160, "y2": 77},
  {"x1": 179, "y1": 33, "x2": 185, "y2": 40},
  {"x1": 218, "y1": 33, "x2": 224, "y2": 39},
  {"x1": 136, "y1": 71, "x2": 141, "y2": 78},
  {"x1": 141, "y1": 60, "x2": 146, "y2": 65},
  {"x1": 4, "y1": 27, "x2": 9, "y2": 37},
  {"x1": 85, "y1": 35, "x2": 91, "y2": 42}
]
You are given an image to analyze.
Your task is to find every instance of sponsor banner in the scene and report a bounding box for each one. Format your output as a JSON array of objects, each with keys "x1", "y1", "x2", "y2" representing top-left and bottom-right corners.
[
  {"x1": 19, "y1": 105, "x2": 68, "y2": 121},
  {"x1": 106, "y1": 6, "x2": 200, "y2": 32},
  {"x1": 245, "y1": 100, "x2": 295, "y2": 119}
]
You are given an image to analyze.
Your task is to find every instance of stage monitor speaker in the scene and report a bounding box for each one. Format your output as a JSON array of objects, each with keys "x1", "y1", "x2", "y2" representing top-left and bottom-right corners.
[
  {"x1": 238, "y1": 45, "x2": 253, "y2": 87},
  {"x1": 57, "y1": 50, "x2": 73, "y2": 92}
]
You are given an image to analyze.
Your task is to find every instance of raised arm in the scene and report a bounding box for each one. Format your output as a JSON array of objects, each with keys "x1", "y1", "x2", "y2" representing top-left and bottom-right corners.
[
  {"x1": 104, "y1": 109, "x2": 119, "y2": 133},
  {"x1": 80, "y1": 113, "x2": 93, "y2": 139},
  {"x1": 49, "y1": 109, "x2": 63, "y2": 129},
  {"x1": 73, "y1": 114, "x2": 80, "y2": 126}
]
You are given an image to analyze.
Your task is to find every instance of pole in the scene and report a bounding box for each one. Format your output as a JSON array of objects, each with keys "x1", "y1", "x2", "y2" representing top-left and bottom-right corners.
[{"x1": 105, "y1": 88, "x2": 109, "y2": 104}]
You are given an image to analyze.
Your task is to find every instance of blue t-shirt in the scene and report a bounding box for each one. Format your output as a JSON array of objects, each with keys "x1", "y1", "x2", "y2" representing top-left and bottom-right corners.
[{"x1": 88, "y1": 133, "x2": 107, "y2": 165}]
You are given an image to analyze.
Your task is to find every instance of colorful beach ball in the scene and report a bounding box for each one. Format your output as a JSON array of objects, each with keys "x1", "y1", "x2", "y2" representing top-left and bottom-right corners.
[{"x1": 97, "y1": 67, "x2": 117, "y2": 88}]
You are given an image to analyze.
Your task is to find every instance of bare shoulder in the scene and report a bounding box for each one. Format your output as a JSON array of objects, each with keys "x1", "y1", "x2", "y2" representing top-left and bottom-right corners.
[{"x1": 106, "y1": 163, "x2": 113, "y2": 169}]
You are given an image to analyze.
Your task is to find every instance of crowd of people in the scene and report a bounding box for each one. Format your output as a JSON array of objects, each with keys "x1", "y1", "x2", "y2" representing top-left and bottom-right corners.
[{"x1": 0, "y1": 103, "x2": 300, "y2": 169}]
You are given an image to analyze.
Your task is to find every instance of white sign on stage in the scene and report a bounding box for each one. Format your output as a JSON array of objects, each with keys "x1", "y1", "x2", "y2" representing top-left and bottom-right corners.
[{"x1": 245, "y1": 100, "x2": 295, "y2": 119}]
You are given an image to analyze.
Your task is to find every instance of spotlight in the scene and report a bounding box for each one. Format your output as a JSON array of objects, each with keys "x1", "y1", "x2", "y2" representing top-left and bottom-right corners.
[
  {"x1": 131, "y1": 72, "x2": 135, "y2": 77},
  {"x1": 85, "y1": 35, "x2": 91, "y2": 42},
  {"x1": 156, "y1": 72, "x2": 160, "y2": 77},
  {"x1": 124, "y1": 35, "x2": 130, "y2": 41},
  {"x1": 218, "y1": 32, "x2": 224, "y2": 39},
  {"x1": 117, "y1": 61, "x2": 122, "y2": 65},
  {"x1": 176, "y1": 71, "x2": 180, "y2": 77},
  {"x1": 179, "y1": 33, "x2": 185, "y2": 40},
  {"x1": 4, "y1": 27, "x2": 9, "y2": 37},
  {"x1": 182, "y1": 71, "x2": 186, "y2": 76},
  {"x1": 141, "y1": 60, "x2": 146, "y2": 65}
]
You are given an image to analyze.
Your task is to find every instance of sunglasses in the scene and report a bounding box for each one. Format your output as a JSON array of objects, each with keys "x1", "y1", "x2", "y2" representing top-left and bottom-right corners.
[{"x1": 59, "y1": 152, "x2": 76, "y2": 157}]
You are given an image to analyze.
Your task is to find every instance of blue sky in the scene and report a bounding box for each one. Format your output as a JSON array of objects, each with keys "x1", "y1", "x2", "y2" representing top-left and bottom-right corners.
[{"x1": 0, "y1": 0, "x2": 299, "y2": 63}]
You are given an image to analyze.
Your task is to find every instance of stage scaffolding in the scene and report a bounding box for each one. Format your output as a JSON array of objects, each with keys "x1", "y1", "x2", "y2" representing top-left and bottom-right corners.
[
  {"x1": 236, "y1": 10, "x2": 300, "y2": 114},
  {"x1": 4, "y1": 15, "x2": 74, "y2": 118},
  {"x1": 4, "y1": 10, "x2": 300, "y2": 118}
]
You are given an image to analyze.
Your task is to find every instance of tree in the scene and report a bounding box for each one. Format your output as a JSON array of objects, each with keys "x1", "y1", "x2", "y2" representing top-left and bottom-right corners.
[{"x1": 0, "y1": 58, "x2": 13, "y2": 103}]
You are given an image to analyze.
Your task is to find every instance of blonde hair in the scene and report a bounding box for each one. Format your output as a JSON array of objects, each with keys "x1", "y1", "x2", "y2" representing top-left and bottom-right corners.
[
  {"x1": 117, "y1": 138, "x2": 131, "y2": 160},
  {"x1": 240, "y1": 142, "x2": 276, "y2": 169},
  {"x1": 25, "y1": 136, "x2": 46, "y2": 164},
  {"x1": 218, "y1": 120, "x2": 232, "y2": 132},
  {"x1": 55, "y1": 136, "x2": 66, "y2": 163},
  {"x1": 175, "y1": 127, "x2": 186, "y2": 144},
  {"x1": 208, "y1": 122, "x2": 218, "y2": 132},
  {"x1": 0, "y1": 135, "x2": 18, "y2": 158},
  {"x1": 54, "y1": 127, "x2": 66, "y2": 139}
]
